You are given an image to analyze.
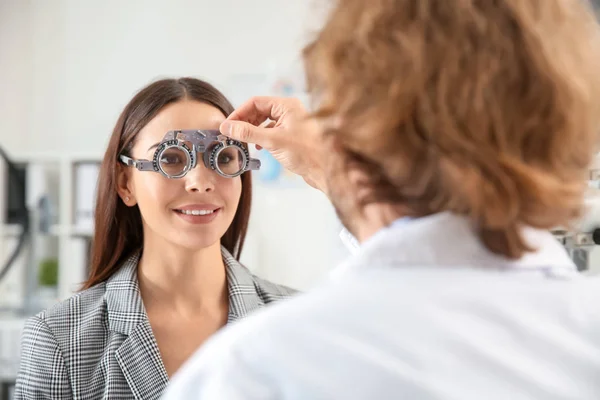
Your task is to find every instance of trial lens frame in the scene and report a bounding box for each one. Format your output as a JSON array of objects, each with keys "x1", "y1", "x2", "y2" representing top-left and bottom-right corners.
[{"x1": 119, "y1": 129, "x2": 261, "y2": 178}]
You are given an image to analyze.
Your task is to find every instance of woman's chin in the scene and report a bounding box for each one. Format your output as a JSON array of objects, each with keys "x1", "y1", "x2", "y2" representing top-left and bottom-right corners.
[{"x1": 166, "y1": 233, "x2": 223, "y2": 252}]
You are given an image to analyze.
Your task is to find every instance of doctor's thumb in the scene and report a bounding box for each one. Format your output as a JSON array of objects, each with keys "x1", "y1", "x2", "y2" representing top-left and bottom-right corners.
[{"x1": 220, "y1": 120, "x2": 269, "y2": 147}]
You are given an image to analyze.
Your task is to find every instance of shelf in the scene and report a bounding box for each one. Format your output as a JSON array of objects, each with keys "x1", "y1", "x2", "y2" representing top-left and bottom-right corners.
[
  {"x1": 0, "y1": 157, "x2": 99, "y2": 305},
  {"x1": 1, "y1": 225, "x2": 93, "y2": 238},
  {"x1": 0, "y1": 225, "x2": 23, "y2": 237},
  {"x1": 8, "y1": 152, "x2": 102, "y2": 164},
  {"x1": 0, "y1": 224, "x2": 87, "y2": 238},
  {"x1": 48, "y1": 225, "x2": 93, "y2": 237},
  {"x1": 70, "y1": 226, "x2": 94, "y2": 237}
]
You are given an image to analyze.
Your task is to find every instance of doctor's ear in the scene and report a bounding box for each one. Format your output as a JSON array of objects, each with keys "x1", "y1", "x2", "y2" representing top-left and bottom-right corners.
[{"x1": 116, "y1": 164, "x2": 137, "y2": 206}]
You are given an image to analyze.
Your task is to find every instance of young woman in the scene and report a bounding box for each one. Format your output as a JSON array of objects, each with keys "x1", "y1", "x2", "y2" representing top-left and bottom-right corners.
[{"x1": 14, "y1": 77, "x2": 297, "y2": 400}]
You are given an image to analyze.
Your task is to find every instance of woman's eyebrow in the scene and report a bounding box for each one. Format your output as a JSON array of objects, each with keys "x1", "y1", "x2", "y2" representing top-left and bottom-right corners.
[{"x1": 148, "y1": 142, "x2": 160, "y2": 151}]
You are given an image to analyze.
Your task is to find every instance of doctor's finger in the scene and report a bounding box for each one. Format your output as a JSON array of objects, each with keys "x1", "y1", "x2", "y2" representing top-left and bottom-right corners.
[
  {"x1": 254, "y1": 121, "x2": 276, "y2": 150},
  {"x1": 227, "y1": 96, "x2": 305, "y2": 125},
  {"x1": 220, "y1": 120, "x2": 276, "y2": 149}
]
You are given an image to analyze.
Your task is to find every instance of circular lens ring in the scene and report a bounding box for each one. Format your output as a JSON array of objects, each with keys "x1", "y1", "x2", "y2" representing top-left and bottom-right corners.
[
  {"x1": 210, "y1": 141, "x2": 248, "y2": 178},
  {"x1": 153, "y1": 141, "x2": 193, "y2": 178}
]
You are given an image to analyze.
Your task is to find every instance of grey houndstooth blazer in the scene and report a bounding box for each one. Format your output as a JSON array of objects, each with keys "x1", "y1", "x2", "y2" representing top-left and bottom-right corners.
[{"x1": 13, "y1": 247, "x2": 297, "y2": 399}]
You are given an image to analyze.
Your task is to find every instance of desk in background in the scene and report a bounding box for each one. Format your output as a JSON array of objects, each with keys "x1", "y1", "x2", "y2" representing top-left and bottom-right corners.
[
  {"x1": 0, "y1": 314, "x2": 26, "y2": 400},
  {"x1": 0, "y1": 381, "x2": 14, "y2": 400}
]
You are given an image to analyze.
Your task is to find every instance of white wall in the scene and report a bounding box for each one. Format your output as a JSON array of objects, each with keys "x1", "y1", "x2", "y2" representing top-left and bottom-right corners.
[
  {"x1": 0, "y1": 0, "x2": 345, "y2": 292},
  {"x1": 3, "y1": 0, "x2": 596, "y2": 295},
  {"x1": 0, "y1": 0, "x2": 33, "y2": 152},
  {"x1": 1, "y1": 0, "x2": 323, "y2": 155}
]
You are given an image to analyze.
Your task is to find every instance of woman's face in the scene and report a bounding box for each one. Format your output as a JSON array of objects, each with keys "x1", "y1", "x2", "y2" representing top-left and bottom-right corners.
[{"x1": 119, "y1": 100, "x2": 242, "y2": 251}]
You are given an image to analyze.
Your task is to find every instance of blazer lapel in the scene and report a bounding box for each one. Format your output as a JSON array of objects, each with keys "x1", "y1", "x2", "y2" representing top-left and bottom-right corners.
[
  {"x1": 106, "y1": 252, "x2": 169, "y2": 400},
  {"x1": 221, "y1": 246, "x2": 265, "y2": 323},
  {"x1": 105, "y1": 247, "x2": 267, "y2": 398},
  {"x1": 115, "y1": 319, "x2": 169, "y2": 400}
]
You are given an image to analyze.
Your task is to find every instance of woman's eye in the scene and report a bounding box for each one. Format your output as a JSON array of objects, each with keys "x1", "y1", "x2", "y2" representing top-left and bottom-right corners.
[
  {"x1": 161, "y1": 155, "x2": 183, "y2": 164},
  {"x1": 218, "y1": 148, "x2": 241, "y2": 165},
  {"x1": 218, "y1": 155, "x2": 232, "y2": 164}
]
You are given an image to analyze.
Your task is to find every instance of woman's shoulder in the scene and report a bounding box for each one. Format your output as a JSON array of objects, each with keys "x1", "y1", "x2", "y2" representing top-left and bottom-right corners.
[
  {"x1": 250, "y1": 273, "x2": 300, "y2": 302},
  {"x1": 221, "y1": 246, "x2": 300, "y2": 303},
  {"x1": 25, "y1": 283, "x2": 108, "y2": 341}
]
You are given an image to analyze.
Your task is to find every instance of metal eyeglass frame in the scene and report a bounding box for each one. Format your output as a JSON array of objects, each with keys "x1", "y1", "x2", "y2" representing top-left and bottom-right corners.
[{"x1": 119, "y1": 129, "x2": 261, "y2": 178}]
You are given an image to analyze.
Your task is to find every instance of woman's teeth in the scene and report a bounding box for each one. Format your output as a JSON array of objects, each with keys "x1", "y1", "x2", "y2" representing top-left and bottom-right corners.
[{"x1": 177, "y1": 209, "x2": 215, "y2": 216}]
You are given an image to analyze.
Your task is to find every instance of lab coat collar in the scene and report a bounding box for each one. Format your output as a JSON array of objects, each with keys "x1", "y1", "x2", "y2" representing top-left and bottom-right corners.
[{"x1": 333, "y1": 212, "x2": 577, "y2": 279}]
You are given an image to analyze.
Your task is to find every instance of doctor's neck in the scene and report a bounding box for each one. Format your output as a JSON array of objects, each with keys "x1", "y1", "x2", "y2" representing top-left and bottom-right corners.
[
  {"x1": 351, "y1": 203, "x2": 407, "y2": 244},
  {"x1": 136, "y1": 232, "x2": 227, "y2": 313}
]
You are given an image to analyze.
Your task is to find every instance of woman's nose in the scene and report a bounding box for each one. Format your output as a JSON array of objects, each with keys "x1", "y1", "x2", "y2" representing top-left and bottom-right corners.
[{"x1": 184, "y1": 163, "x2": 216, "y2": 193}]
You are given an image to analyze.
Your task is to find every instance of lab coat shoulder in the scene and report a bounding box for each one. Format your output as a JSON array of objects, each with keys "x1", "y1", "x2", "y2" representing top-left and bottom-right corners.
[
  {"x1": 165, "y1": 213, "x2": 600, "y2": 400},
  {"x1": 168, "y1": 266, "x2": 600, "y2": 399}
]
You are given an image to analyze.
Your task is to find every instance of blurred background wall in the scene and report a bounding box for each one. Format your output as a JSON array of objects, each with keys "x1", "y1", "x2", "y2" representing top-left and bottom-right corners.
[
  {"x1": 2, "y1": 0, "x2": 600, "y2": 311},
  {"x1": 0, "y1": 3, "x2": 351, "y2": 391},
  {"x1": 0, "y1": 0, "x2": 348, "y2": 303},
  {"x1": 2, "y1": 1, "x2": 600, "y2": 396}
]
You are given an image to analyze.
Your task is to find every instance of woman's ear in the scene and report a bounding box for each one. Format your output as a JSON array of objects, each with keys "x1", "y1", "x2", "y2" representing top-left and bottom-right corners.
[{"x1": 116, "y1": 164, "x2": 137, "y2": 207}]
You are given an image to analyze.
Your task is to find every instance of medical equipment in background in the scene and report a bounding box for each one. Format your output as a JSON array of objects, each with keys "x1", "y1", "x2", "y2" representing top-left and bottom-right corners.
[
  {"x1": 0, "y1": 147, "x2": 31, "y2": 398},
  {"x1": 0, "y1": 148, "x2": 57, "y2": 315},
  {"x1": 552, "y1": 153, "x2": 600, "y2": 271},
  {"x1": 0, "y1": 146, "x2": 30, "y2": 286},
  {"x1": 119, "y1": 129, "x2": 261, "y2": 179}
]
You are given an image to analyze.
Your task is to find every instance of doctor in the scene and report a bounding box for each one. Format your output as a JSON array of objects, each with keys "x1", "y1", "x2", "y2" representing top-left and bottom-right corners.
[{"x1": 163, "y1": 0, "x2": 600, "y2": 399}]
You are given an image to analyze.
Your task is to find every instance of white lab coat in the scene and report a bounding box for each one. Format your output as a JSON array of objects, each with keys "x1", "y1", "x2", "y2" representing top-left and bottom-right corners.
[{"x1": 163, "y1": 212, "x2": 600, "y2": 400}]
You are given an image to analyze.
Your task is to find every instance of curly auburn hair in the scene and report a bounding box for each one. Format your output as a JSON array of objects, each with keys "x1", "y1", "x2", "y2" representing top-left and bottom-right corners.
[{"x1": 303, "y1": 0, "x2": 600, "y2": 259}]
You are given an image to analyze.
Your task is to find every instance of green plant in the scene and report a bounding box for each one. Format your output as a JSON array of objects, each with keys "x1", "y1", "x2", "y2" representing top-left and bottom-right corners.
[{"x1": 38, "y1": 258, "x2": 58, "y2": 287}]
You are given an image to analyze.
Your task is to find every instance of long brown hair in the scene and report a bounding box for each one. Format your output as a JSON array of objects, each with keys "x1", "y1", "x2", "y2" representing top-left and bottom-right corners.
[
  {"x1": 303, "y1": 0, "x2": 600, "y2": 259},
  {"x1": 82, "y1": 77, "x2": 252, "y2": 289}
]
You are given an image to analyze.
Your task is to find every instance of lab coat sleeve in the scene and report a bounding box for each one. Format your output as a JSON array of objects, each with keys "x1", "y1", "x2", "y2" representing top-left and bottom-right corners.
[
  {"x1": 13, "y1": 316, "x2": 73, "y2": 399},
  {"x1": 163, "y1": 338, "x2": 277, "y2": 400}
]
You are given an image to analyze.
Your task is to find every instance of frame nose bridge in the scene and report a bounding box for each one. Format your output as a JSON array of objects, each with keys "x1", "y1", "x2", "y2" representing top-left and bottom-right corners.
[{"x1": 192, "y1": 142, "x2": 215, "y2": 171}]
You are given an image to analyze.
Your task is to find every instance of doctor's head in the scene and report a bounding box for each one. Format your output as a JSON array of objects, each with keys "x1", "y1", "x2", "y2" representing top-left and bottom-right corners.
[
  {"x1": 304, "y1": 0, "x2": 600, "y2": 258},
  {"x1": 84, "y1": 77, "x2": 251, "y2": 288}
]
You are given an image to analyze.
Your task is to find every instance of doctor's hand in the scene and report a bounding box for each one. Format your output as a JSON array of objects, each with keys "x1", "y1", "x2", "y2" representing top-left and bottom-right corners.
[{"x1": 219, "y1": 96, "x2": 327, "y2": 194}]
